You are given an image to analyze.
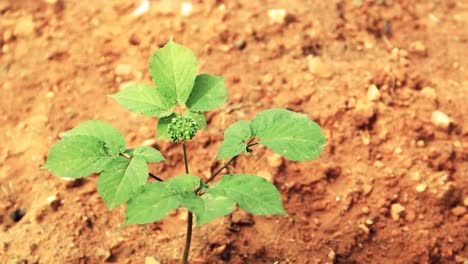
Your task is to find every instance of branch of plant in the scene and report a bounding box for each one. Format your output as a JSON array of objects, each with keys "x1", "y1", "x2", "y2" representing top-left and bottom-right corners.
[
  {"x1": 202, "y1": 138, "x2": 257, "y2": 186},
  {"x1": 149, "y1": 172, "x2": 163, "y2": 182}
]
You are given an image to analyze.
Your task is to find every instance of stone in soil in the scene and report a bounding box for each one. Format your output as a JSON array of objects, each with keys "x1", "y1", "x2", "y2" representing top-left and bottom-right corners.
[
  {"x1": 353, "y1": 101, "x2": 377, "y2": 128},
  {"x1": 415, "y1": 182, "x2": 427, "y2": 193},
  {"x1": 431, "y1": 110, "x2": 452, "y2": 129},
  {"x1": 115, "y1": 64, "x2": 133, "y2": 76},
  {"x1": 267, "y1": 9, "x2": 287, "y2": 24},
  {"x1": 96, "y1": 247, "x2": 112, "y2": 260},
  {"x1": 367, "y1": 84, "x2": 381, "y2": 102},
  {"x1": 390, "y1": 203, "x2": 405, "y2": 221},
  {"x1": 307, "y1": 56, "x2": 333, "y2": 79},
  {"x1": 451, "y1": 206, "x2": 466, "y2": 216},
  {"x1": 145, "y1": 256, "x2": 161, "y2": 264},
  {"x1": 14, "y1": 16, "x2": 35, "y2": 37},
  {"x1": 409, "y1": 41, "x2": 428, "y2": 57}
]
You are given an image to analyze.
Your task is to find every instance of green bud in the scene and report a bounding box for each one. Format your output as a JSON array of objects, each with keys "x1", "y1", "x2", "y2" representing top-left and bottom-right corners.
[{"x1": 167, "y1": 115, "x2": 198, "y2": 143}]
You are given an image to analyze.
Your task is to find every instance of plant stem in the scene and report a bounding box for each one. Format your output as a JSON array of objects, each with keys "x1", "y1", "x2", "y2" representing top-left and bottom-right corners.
[
  {"x1": 149, "y1": 172, "x2": 163, "y2": 182},
  {"x1": 204, "y1": 156, "x2": 238, "y2": 184},
  {"x1": 181, "y1": 142, "x2": 192, "y2": 264},
  {"x1": 182, "y1": 211, "x2": 193, "y2": 264},
  {"x1": 204, "y1": 138, "x2": 257, "y2": 185},
  {"x1": 182, "y1": 143, "x2": 189, "y2": 174}
]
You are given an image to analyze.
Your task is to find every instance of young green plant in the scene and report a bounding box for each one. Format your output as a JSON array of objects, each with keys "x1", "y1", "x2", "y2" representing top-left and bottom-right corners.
[{"x1": 42, "y1": 40, "x2": 326, "y2": 263}]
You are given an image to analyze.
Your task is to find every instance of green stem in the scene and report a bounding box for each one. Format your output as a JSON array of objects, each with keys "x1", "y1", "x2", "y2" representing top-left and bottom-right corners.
[
  {"x1": 182, "y1": 143, "x2": 189, "y2": 174},
  {"x1": 181, "y1": 142, "x2": 192, "y2": 264}
]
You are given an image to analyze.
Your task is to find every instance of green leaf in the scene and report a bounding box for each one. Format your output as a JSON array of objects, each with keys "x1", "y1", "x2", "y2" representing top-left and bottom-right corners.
[
  {"x1": 149, "y1": 40, "x2": 197, "y2": 106},
  {"x1": 216, "y1": 120, "x2": 252, "y2": 159},
  {"x1": 186, "y1": 74, "x2": 227, "y2": 112},
  {"x1": 42, "y1": 136, "x2": 113, "y2": 178},
  {"x1": 61, "y1": 120, "x2": 126, "y2": 155},
  {"x1": 124, "y1": 146, "x2": 165, "y2": 163},
  {"x1": 110, "y1": 83, "x2": 174, "y2": 118},
  {"x1": 124, "y1": 174, "x2": 201, "y2": 225},
  {"x1": 250, "y1": 108, "x2": 326, "y2": 161},
  {"x1": 97, "y1": 156, "x2": 149, "y2": 209},
  {"x1": 156, "y1": 113, "x2": 177, "y2": 140},
  {"x1": 207, "y1": 174, "x2": 286, "y2": 215},
  {"x1": 196, "y1": 193, "x2": 236, "y2": 226},
  {"x1": 184, "y1": 111, "x2": 207, "y2": 130}
]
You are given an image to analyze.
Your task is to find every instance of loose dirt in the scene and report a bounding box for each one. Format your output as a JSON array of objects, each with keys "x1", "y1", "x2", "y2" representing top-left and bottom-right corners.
[{"x1": 1, "y1": 0, "x2": 467, "y2": 263}]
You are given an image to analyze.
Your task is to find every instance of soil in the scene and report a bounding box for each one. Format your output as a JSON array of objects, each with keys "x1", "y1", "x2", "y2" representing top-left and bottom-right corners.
[{"x1": 1, "y1": 0, "x2": 467, "y2": 263}]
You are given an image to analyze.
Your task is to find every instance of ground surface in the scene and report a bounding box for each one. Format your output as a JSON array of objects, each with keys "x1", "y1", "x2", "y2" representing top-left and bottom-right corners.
[{"x1": 1, "y1": 0, "x2": 467, "y2": 263}]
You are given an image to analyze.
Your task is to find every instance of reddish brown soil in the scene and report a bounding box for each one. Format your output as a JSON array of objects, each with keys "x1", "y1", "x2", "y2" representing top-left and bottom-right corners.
[{"x1": 1, "y1": 0, "x2": 467, "y2": 263}]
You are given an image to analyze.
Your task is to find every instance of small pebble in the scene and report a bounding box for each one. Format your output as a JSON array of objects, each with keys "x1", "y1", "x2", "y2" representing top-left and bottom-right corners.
[
  {"x1": 234, "y1": 40, "x2": 247, "y2": 50},
  {"x1": 96, "y1": 248, "x2": 112, "y2": 260},
  {"x1": 431, "y1": 110, "x2": 452, "y2": 129},
  {"x1": 416, "y1": 140, "x2": 425, "y2": 147},
  {"x1": 361, "y1": 206, "x2": 370, "y2": 214},
  {"x1": 362, "y1": 184, "x2": 373, "y2": 195},
  {"x1": 133, "y1": 0, "x2": 149, "y2": 16},
  {"x1": 48, "y1": 195, "x2": 62, "y2": 210},
  {"x1": 358, "y1": 223, "x2": 370, "y2": 234},
  {"x1": 115, "y1": 64, "x2": 133, "y2": 76},
  {"x1": 14, "y1": 16, "x2": 35, "y2": 37},
  {"x1": 180, "y1": 2, "x2": 193, "y2": 16},
  {"x1": 409, "y1": 41, "x2": 427, "y2": 57},
  {"x1": 145, "y1": 256, "x2": 161, "y2": 264},
  {"x1": 46, "y1": 91, "x2": 55, "y2": 98},
  {"x1": 451, "y1": 206, "x2": 467, "y2": 216},
  {"x1": 415, "y1": 183, "x2": 427, "y2": 193},
  {"x1": 212, "y1": 244, "x2": 227, "y2": 256},
  {"x1": 394, "y1": 147, "x2": 402, "y2": 154},
  {"x1": 267, "y1": 153, "x2": 283, "y2": 169},
  {"x1": 367, "y1": 84, "x2": 381, "y2": 102},
  {"x1": 390, "y1": 203, "x2": 405, "y2": 221},
  {"x1": 307, "y1": 56, "x2": 333, "y2": 79},
  {"x1": 141, "y1": 139, "x2": 156, "y2": 146},
  {"x1": 267, "y1": 9, "x2": 287, "y2": 24},
  {"x1": 420, "y1": 87, "x2": 436, "y2": 100}
]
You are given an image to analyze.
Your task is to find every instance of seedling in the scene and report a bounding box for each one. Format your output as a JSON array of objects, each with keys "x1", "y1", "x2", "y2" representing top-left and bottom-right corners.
[{"x1": 42, "y1": 40, "x2": 326, "y2": 263}]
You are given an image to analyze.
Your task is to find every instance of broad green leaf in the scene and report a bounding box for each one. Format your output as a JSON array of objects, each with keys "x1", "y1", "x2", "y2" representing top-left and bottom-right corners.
[
  {"x1": 124, "y1": 174, "x2": 201, "y2": 225},
  {"x1": 149, "y1": 40, "x2": 197, "y2": 106},
  {"x1": 61, "y1": 120, "x2": 126, "y2": 155},
  {"x1": 110, "y1": 83, "x2": 174, "y2": 118},
  {"x1": 42, "y1": 136, "x2": 113, "y2": 178},
  {"x1": 208, "y1": 174, "x2": 286, "y2": 215},
  {"x1": 216, "y1": 120, "x2": 252, "y2": 159},
  {"x1": 97, "y1": 156, "x2": 148, "y2": 209},
  {"x1": 196, "y1": 193, "x2": 236, "y2": 226},
  {"x1": 250, "y1": 108, "x2": 326, "y2": 161},
  {"x1": 186, "y1": 74, "x2": 227, "y2": 112},
  {"x1": 156, "y1": 113, "x2": 177, "y2": 140},
  {"x1": 125, "y1": 146, "x2": 165, "y2": 163},
  {"x1": 184, "y1": 111, "x2": 207, "y2": 130}
]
